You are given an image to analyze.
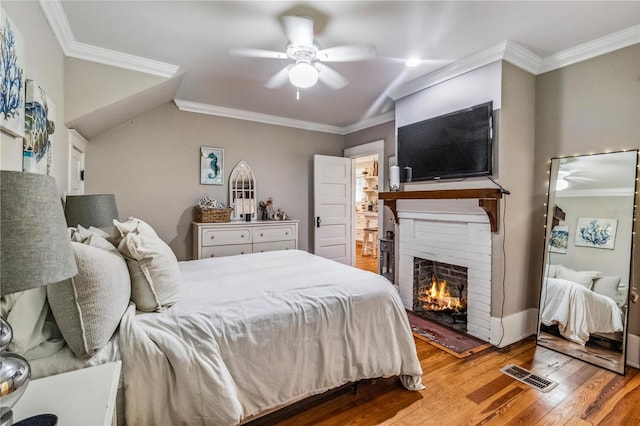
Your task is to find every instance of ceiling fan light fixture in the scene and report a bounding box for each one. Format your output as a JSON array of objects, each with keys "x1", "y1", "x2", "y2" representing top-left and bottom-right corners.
[
  {"x1": 405, "y1": 57, "x2": 421, "y2": 67},
  {"x1": 289, "y1": 61, "x2": 319, "y2": 88}
]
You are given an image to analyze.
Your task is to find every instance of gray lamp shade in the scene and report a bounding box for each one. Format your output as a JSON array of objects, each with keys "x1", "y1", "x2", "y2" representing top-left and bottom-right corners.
[
  {"x1": 1, "y1": 171, "x2": 78, "y2": 295},
  {"x1": 64, "y1": 194, "x2": 119, "y2": 228}
]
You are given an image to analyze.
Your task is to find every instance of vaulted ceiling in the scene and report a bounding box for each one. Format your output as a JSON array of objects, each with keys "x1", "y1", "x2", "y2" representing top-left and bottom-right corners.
[{"x1": 38, "y1": 1, "x2": 640, "y2": 135}]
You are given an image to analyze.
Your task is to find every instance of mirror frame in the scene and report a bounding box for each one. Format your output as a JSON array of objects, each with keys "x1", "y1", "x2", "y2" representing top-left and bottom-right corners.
[
  {"x1": 537, "y1": 150, "x2": 639, "y2": 374},
  {"x1": 228, "y1": 160, "x2": 257, "y2": 221}
]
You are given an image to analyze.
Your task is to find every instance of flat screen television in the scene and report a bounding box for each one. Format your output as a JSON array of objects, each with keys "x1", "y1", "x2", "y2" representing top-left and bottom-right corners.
[{"x1": 397, "y1": 101, "x2": 493, "y2": 182}]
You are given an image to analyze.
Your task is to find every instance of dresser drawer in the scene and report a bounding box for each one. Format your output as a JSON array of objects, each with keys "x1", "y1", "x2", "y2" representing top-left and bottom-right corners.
[
  {"x1": 253, "y1": 240, "x2": 296, "y2": 253},
  {"x1": 201, "y1": 228, "x2": 251, "y2": 246},
  {"x1": 201, "y1": 243, "x2": 252, "y2": 258},
  {"x1": 253, "y1": 225, "x2": 295, "y2": 242}
]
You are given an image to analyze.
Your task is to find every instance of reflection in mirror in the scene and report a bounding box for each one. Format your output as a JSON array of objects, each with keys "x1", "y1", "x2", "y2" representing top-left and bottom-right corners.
[
  {"x1": 538, "y1": 150, "x2": 638, "y2": 374},
  {"x1": 229, "y1": 161, "x2": 257, "y2": 221}
]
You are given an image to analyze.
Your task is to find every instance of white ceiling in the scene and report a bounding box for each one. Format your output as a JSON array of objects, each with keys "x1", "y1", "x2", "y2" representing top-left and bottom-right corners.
[{"x1": 43, "y1": 1, "x2": 640, "y2": 132}]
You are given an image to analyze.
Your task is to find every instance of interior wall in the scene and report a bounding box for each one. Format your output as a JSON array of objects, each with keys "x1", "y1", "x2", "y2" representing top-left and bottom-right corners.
[
  {"x1": 1, "y1": 2, "x2": 68, "y2": 194},
  {"x1": 549, "y1": 196, "x2": 634, "y2": 285},
  {"x1": 535, "y1": 44, "x2": 640, "y2": 334},
  {"x1": 85, "y1": 102, "x2": 344, "y2": 260}
]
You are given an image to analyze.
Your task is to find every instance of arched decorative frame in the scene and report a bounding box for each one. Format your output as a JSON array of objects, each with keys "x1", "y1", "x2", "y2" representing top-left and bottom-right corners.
[{"x1": 229, "y1": 161, "x2": 257, "y2": 221}]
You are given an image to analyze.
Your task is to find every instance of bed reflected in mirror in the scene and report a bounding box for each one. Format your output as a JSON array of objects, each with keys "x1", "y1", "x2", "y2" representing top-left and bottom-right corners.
[{"x1": 537, "y1": 150, "x2": 639, "y2": 374}]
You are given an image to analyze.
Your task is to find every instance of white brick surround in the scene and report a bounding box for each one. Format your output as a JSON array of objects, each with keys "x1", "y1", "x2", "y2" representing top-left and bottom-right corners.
[{"x1": 397, "y1": 199, "x2": 492, "y2": 342}]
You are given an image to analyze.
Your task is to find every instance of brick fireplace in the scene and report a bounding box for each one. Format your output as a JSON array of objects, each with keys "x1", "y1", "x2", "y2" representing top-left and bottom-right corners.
[{"x1": 396, "y1": 198, "x2": 493, "y2": 342}]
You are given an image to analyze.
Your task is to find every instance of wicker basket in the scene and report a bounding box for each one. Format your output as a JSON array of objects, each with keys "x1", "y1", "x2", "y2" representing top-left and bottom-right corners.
[{"x1": 195, "y1": 207, "x2": 232, "y2": 223}]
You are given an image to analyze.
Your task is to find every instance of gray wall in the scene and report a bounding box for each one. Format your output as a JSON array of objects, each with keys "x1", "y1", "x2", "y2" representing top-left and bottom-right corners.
[
  {"x1": 85, "y1": 103, "x2": 344, "y2": 260},
  {"x1": 535, "y1": 44, "x2": 640, "y2": 334}
]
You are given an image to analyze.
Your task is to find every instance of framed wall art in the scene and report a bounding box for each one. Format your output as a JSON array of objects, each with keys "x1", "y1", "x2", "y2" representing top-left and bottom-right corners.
[
  {"x1": 200, "y1": 146, "x2": 224, "y2": 185},
  {"x1": 575, "y1": 217, "x2": 617, "y2": 250},
  {"x1": 1, "y1": 10, "x2": 26, "y2": 137},
  {"x1": 549, "y1": 225, "x2": 569, "y2": 254},
  {"x1": 24, "y1": 80, "x2": 55, "y2": 175}
]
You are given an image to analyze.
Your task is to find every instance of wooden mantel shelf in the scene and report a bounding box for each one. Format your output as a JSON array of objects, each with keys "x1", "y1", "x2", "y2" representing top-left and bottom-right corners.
[{"x1": 379, "y1": 188, "x2": 503, "y2": 232}]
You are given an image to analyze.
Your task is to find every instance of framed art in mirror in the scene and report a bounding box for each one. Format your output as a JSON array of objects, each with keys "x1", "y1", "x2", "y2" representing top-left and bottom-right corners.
[{"x1": 537, "y1": 150, "x2": 638, "y2": 374}]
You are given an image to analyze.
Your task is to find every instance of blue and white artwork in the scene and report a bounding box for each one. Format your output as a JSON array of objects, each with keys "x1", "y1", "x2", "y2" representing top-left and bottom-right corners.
[
  {"x1": 575, "y1": 217, "x2": 617, "y2": 250},
  {"x1": 24, "y1": 80, "x2": 54, "y2": 175},
  {"x1": 200, "y1": 146, "x2": 224, "y2": 185},
  {"x1": 549, "y1": 225, "x2": 569, "y2": 254},
  {"x1": 0, "y1": 10, "x2": 26, "y2": 137}
]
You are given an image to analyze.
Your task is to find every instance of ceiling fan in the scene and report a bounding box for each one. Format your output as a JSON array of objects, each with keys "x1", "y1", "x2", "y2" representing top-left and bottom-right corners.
[{"x1": 228, "y1": 15, "x2": 376, "y2": 91}]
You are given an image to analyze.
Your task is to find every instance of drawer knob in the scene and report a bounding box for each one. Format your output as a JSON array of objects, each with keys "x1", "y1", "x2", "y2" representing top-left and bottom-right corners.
[
  {"x1": 285, "y1": 232, "x2": 288, "y2": 235},
  {"x1": 260, "y1": 233, "x2": 264, "y2": 237},
  {"x1": 241, "y1": 234, "x2": 245, "y2": 238},
  {"x1": 241, "y1": 251, "x2": 245, "y2": 255},
  {"x1": 210, "y1": 254, "x2": 215, "y2": 258},
  {"x1": 210, "y1": 236, "x2": 215, "y2": 239}
]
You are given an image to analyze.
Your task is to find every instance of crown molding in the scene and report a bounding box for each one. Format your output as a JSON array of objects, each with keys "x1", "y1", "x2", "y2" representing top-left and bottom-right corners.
[
  {"x1": 557, "y1": 187, "x2": 635, "y2": 198},
  {"x1": 539, "y1": 25, "x2": 640, "y2": 74},
  {"x1": 39, "y1": 0, "x2": 179, "y2": 78},
  {"x1": 340, "y1": 111, "x2": 395, "y2": 134},
  {"x1": 174, "y1": 99, "x2": 346, "y2": 134}
]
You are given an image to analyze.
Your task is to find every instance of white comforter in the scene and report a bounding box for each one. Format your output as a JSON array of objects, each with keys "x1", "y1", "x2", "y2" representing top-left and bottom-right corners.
[
  {"x1": 540, "y1": 277, "x2": 624, "y2": 345},
  {"x1": 118, "y1": 250, "x2": 423, "y2": 425}
]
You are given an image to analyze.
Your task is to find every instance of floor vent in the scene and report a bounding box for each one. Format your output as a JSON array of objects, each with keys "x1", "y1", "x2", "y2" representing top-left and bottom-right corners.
[{"x1": 500, "y1": 364, "x2": 558, "y2": 392}]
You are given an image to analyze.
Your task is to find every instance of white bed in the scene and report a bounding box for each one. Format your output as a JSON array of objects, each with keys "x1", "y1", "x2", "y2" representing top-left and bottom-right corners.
[
  {"x1": 540, "y1": 276, "x2": 624, "y2": 345},
  {"x1": 30, "y1": 249, "x2": 423, "y2": 425}
]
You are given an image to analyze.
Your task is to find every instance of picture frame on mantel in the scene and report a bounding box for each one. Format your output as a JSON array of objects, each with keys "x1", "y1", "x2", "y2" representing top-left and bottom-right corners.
[{"x1": 200, "y1": 146, "x2": 224, "y2": 185}]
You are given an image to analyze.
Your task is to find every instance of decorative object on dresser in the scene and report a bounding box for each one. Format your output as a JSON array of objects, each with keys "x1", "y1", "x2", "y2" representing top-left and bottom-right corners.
[
  {"x1": 64, "y1": 194, "x2": 119, "y2": 228},
  {"x1": 200, "y1": 146, "x2": 224, "y2": 185},
  {"x1": 192, "y1": 220, "x2": 299, "y2": 259},
  {"x1": 194, "y1": 196, "x2": 232, "y2": 223},
  {"x1": 0, "y1": 171, "x2": 78, "y2": 426},
  {"x1": 229, "y1": 160, "x2": 256, "y2": 221}
]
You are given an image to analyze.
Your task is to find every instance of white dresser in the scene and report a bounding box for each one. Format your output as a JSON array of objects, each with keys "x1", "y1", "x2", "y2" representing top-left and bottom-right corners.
[{"x1": 192, "y1": 220, "x2": 299, "y2": 259}]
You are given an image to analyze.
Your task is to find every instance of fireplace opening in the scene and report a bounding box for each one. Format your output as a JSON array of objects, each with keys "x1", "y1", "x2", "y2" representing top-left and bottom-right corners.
[{"x1": 413, "y1": 258, "x2": 468, "y2": 334}]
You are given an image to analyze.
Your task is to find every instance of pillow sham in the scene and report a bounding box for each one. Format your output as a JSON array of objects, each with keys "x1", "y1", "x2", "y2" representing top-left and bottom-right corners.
[
  {"x1": 592, "y1": 276, "x2": 622, "y2": 304},
  {"x1": 556, "y1": 265, "x2": 602, "y2": 289},
  {"x1": 47, "y1": 241, "x2": 131, "y2": 358},
  {"x1": 114, "y1": 217, "x2": 181, "y2": 312}
]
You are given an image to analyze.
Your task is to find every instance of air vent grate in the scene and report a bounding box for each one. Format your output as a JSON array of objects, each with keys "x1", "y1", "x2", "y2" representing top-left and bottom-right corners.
[{"x1": 500, "y1": 364, "x2": 558, "y2": 392}]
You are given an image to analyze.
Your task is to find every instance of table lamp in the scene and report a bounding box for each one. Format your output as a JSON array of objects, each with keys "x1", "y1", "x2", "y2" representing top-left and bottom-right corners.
[
  {"x1": 1, "y1": 171, "x2": 78, "y2": 426},
  {"x1": 63, "y1": 194, "x2": 119, "y2": 229}
]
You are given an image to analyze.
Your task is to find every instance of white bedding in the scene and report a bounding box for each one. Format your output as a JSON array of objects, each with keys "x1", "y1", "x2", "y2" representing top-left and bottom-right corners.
[
  {"x1": 116, "y1": 250, "x2": 423, "y2": 425},
  {"x1": 540, "y1": 277, "x2": 624, "y2": 345}
]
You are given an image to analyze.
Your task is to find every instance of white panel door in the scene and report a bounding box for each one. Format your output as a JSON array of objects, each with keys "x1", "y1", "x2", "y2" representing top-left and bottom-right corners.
[
  {"x1": 68, "y1": 130, "x2": 87, "y2": 195},
  {"x1": 314, "y1": 155, "x2": 353, "y2": 265}
]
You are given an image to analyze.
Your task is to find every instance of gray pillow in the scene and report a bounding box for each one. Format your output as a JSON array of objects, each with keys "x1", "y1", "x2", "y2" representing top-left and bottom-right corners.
[
  {"x1": 47, "y1": 241, "x2": 131, "y2": 358},
  {"x1": 556, "y1": 265, "x2": 601, "y2": 289}
]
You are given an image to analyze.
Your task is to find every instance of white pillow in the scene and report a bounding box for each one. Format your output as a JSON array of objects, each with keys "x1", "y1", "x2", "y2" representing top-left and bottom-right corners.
[
  {"x1": 114, "y1": 217, "x2": 181, "y2": 312},
  {"x1": 0, "y1": 287, "x2": 63, "y2": 359},
  {"x1": 546, "y1": 264, "x2": 560, "y2": 278},
  {"x1": 556, "y1": 265, "x2": 601, "y2": 289},
  {"x1": 47, "y1": 241, "x2": 131, "y2": 358},
  {"x1": 592, "y1": 276, "x2": 622, "y2": 304}
]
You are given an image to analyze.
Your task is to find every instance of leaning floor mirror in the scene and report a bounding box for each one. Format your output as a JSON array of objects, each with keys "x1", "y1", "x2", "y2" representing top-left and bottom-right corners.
[{"x1": 537, "y1": 150, "x2": 639, "y2": 374}]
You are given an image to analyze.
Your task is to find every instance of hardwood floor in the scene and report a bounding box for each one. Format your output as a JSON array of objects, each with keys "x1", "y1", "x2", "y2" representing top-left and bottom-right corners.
[
  {"x1": 266, "y1": 337, "x2": 640, "y2": 425},
  {"x1": 355, "y1": 243, "x2": 378, "y2": 273}
]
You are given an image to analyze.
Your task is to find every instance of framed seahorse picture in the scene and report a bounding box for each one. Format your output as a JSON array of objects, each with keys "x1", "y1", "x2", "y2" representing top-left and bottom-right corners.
[{"x1": 200, "y1": 146, "x2": 224, "y2": 185}]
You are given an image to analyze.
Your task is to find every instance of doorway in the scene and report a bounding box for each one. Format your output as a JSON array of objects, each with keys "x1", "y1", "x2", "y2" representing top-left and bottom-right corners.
[{"x1": 344, "y1": 140, "x2": 384, "y2": 273}]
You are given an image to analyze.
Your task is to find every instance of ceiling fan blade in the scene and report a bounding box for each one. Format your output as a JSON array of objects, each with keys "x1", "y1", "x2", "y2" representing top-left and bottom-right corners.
[
  {"x1": 228, "y1": 48, "x2": 287, "y2": 60},
  {"x1": 317, "y1": 44, "x2": 377, "y2": 62},
  {"x1": 265, "y1": 65, "x2": 293, "y2": 89},
  {"x1": 282, "y1": 15, "x2": 314, "y2": 46},
  {"x1": 316, "y1": 63, "x2": 348, "y2": 90}
]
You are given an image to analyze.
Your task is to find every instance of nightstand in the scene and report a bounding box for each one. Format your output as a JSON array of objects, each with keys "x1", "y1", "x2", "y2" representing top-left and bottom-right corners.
[
  {"x1": 12, "y1": 361, "x2": 121, "y2": 426},
  {"x1": 379, "y1": 238, "x2": 394, "y2": 283}
]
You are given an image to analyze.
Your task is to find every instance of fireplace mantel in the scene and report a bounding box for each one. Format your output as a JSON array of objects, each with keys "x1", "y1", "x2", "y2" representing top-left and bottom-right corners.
[{"x1": 379, "y1": 188, "x2": 503, "y2": 232}]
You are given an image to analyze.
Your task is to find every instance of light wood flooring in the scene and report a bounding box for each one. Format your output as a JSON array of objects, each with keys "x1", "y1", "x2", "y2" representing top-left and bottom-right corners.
[
  {"x1": 263, "y1": 337, "x2": 640, "y2": 425},
  {"x1": 355, "y1": 243, "x2": 378, "y2": 273}
]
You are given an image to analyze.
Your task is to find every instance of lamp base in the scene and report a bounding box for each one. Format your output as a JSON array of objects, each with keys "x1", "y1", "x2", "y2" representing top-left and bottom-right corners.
[{"x1": 13, "y1": 414, "x2": 57, "y2": 426}]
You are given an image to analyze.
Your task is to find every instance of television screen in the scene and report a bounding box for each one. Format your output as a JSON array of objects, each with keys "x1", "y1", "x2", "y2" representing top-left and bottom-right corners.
[{"x1": 397, "y1": 101, "x2": 493, "y2": 182}]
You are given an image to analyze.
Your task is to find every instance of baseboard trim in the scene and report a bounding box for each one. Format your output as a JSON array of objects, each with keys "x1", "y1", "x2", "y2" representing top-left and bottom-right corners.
[
  {"x1": 627, "y1": 333, "x2": 640, "y2": 368},
  {"x1": 490, "y1": 308, "x2": 538, "y2": 348}
]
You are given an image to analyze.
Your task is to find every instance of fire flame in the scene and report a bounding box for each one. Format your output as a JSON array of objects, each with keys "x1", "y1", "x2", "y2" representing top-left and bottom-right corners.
[{"x1": 419, "y1": 276, "x2": 466, "y2": 312}]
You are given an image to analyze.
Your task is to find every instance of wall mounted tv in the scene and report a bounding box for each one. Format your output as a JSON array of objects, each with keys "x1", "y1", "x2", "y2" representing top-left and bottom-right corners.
[{"x1": 397, "y1": 101, "x2": 493, "y2": 182}]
